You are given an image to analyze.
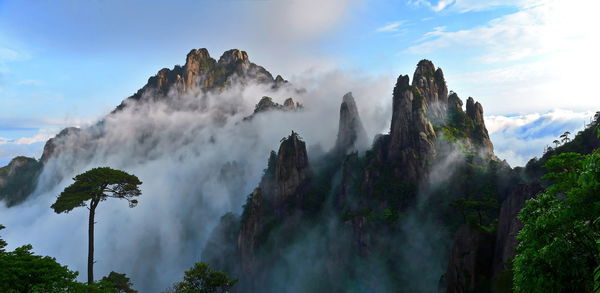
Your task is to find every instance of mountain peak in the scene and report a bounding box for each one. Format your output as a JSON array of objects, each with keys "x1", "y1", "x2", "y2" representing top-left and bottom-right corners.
[
  {"x1": 219, "y1": 49, "x2": 250, "y2": 65},
  {"x1": 335, "y1": 92, "x2": 368, "y2": 154}
]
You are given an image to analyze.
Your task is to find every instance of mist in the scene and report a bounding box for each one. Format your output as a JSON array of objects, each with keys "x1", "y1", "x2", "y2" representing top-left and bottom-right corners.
[{"x1": 0, "y1": 71, "x2": 392, "y2": 292}]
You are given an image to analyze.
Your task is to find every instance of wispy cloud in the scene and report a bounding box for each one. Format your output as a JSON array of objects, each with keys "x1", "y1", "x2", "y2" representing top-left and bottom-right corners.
[
  {"x1": 375, "y1": 21, "x2": 404, "y2": 32},
  {"x1": 408, "y1": 0, "x2": 455, "y2": 12},
  {"x1": 16, "y1": 80, "x2": 43, "y2": 86},
  {"x1": 0, "y1": 47, "x2": 30, "y2": 62}
]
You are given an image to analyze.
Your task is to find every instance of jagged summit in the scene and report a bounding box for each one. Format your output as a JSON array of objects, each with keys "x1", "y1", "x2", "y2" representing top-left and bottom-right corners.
[
  {"x1": 334, "y1": 92, "x2": 368, "y2": 154},
  {"x1": 218, "y1": 49, "x2": 250, "y2": 65},
  {"x1": 115, "y1": 48, "x2": 281, "y2": 111},
  {"x1": 370, "y1": 59, "x2": 494, "y2": 184}
]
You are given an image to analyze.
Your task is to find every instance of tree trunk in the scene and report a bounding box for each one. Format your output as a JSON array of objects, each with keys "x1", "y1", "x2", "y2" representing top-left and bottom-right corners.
[{"x1": 88, "y1": 200, "x2": 97, "y2": 284}]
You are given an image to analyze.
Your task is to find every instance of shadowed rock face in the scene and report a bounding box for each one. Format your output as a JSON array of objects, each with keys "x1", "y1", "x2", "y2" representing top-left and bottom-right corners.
[
  {"x1": 445, "y1": 224, "x2": 495, "y2": 293},
  {"x1": 275, "y1": 131, "x2": 310, "y2": 202},
  {"x1": 388, "y1": 72, "x2": 438, "y2": 182},
  {"x1": 0, "y1": 156, "x2": 42, "y2": 207},
  {"x1": 238, "y1": 188, "x2": 265, "y2": 274},
  {"x1": 334, "y1": 92, "x2": 368, "y2": 155},
  {"x1": 236, "y1": 131, "x2": 310, "y2": 285},
  {"x1": 492, "y1": 183, "x2": 543, "y2": 276}
]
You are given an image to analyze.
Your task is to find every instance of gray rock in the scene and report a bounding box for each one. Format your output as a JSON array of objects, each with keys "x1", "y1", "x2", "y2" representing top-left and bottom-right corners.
[{"x1": 334, "y1": 92, "x2": 368, "y2": 154}]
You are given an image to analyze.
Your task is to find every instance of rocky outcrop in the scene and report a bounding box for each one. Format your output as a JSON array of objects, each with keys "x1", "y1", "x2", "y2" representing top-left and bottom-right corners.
[
  {"x1": 492, "y1": 183, "x2": 543, "y2": 276},
  {"x1": 243, "y1": 96, "x2": 303, "y2": 121},
  {"x1": 236, "y1": 131, "x2": 310, "y2": 275},
  {"x1": 254, "y1": 96, "x2": 301, "y2": 114},
  {"x1": 445, "y1": 224, "x2": 495, "y2": 293},
  {"x1": 40, "y1": 127, "x2": 81, "y2": 163},
  {"x1": 412, "y1": 59, "x2": 448, "y2": 123},
  {"x1": 387, "y1": 73, "x2": 438, "y2": 182},
  {"x1": 0, "y1": 156, "x2": 43, "y2": 207},
  {"x1": 466, "y1": 97, "x2": 494, "y2": 155},
  {"x1": 334, "y1": 92, "x2": 368, "y2": 154},
  {"x1": 116, "y1": 48, "x2": 281, "y2": 111},
  {"x1": 274, "y1": 131, "x2": 310, "y2": 203}
]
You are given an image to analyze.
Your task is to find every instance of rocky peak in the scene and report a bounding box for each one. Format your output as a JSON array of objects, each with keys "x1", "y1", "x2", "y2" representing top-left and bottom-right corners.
[
  {"x1": 0, "y1": 156, "x2": 42, "y2": 207},
  {"x1": 334, "y1": 92, "x2": 368, "y2": 154},
  {"x1": 466, "y1": 97, "x2": 484, "y2": 125},
  {"x1": 388, "y1": 72, "x2": 437, "y2": 182},
  {"x1": 218, "y1": 49, "x2": 250, "y2": 66},
  {"x1": 114, "y1": 48, "x2": 281, "y2": 112},
  {"x1": 41, "y1": 127, "x2": 81, "y2": 163},
  {"x1": 275, "y1": 131, "x2": 310, "y2": 202},
  {"x1": 412, "y1": 59, "x2": 448, "y2": 122},
  {"x1": 465, "y1": 97, "x2": 494, "y2": 155},
  {"x1": 448, "y1": 92, "x2": 463, "y2": 113},
  {"x1": 246, "y1": 96, "x2": 303, "y2": 120},
  {"x1": 254, "y1": 96, "x2": 278, "y2": 113}
]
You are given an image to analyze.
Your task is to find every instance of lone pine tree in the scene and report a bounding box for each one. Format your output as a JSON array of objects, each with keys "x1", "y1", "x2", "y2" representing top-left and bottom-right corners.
[{"x1": 51, "y1": 167, "x2": 142, "y2": 284}]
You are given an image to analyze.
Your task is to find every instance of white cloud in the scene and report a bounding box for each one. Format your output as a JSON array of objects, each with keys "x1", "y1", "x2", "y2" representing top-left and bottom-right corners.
[
  {"x1": 405, "y1": 0, "x2": 600, "y2": 114},
  {"x1": 376, "y1": 21, "x2": 404, "y2": 32},
  {"x1": 408, "y1": 0, "x2": 455, "y2": 12},
  {"x1": 485, "y1": 109, "x2": 595, "y2": 166},
  {"x1": 16, "y1": 79, "x2": 43, "y2": 86},
  {"x1": 451, "y1": 0, "x2": 541, "y2": 13}
]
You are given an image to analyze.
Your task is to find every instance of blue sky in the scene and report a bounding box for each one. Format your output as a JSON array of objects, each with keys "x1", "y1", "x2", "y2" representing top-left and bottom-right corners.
[{"x1": 1, "y1": 0, "x2": 599, "y2": 166}]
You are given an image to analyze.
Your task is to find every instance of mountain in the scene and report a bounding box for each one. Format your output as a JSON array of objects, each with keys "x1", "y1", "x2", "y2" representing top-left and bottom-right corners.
[
  {"x1": 0, "y1": 48, "x2": 290, "y2": 207},
  {"x1": 0, "y1": 156, "x2": 42, "y2": 206},
  {"x1": 201, "y1": 60, "x2": 527, "y2": 292},
  {"x1": 2, "y1": 48, "x2": 597, "y2": 292}
]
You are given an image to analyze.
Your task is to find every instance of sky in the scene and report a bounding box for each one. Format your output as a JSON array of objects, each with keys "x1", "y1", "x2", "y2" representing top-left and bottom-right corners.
[{"x1": 1, "y1": 0, "x2": 599, "y2": 167}]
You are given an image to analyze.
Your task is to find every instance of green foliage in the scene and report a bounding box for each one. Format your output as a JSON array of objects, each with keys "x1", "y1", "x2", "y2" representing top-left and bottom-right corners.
[
  {"x1": 98, "y1": 271, "x2": 137, "y2": 293},
  {"x1": 166, "y1": 262, "x2": 237, "y2": 293},
  {"x1": 0, "y1": 225, "x2": 89, "y2": 293},
  {"x1": 513, "y1": 151, "x2": 600, "y2": 293},
  {"x1": 450, "y1": 196, "x2": 498, "y2": 228},
  {"x1": 51, "y1": 167, "x2": 142, "y2": 214}
]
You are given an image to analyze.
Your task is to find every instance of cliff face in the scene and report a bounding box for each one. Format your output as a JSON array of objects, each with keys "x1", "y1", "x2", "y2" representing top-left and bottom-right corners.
[
  {"x1": 366, "y1": 60, "x2": 495, "y2": 188},
  {"x1": 274, "y1": 131, "x2": 310, "y2": 203},
  {"x1": 236, "y1": 131, "x2": 310, "y2": 280},
  {"x1": 334, "y1": 92, "x2": 368, "y2": 155},
  {"x1": 0, "y1": 156, "x2": 42, "y2": 207},
  {"x1": 445, "y1": 224, "x2": 496, "y2": 293},
  {"x1": 387, "y1": 72, "x2": 438, "y2": 182}
]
